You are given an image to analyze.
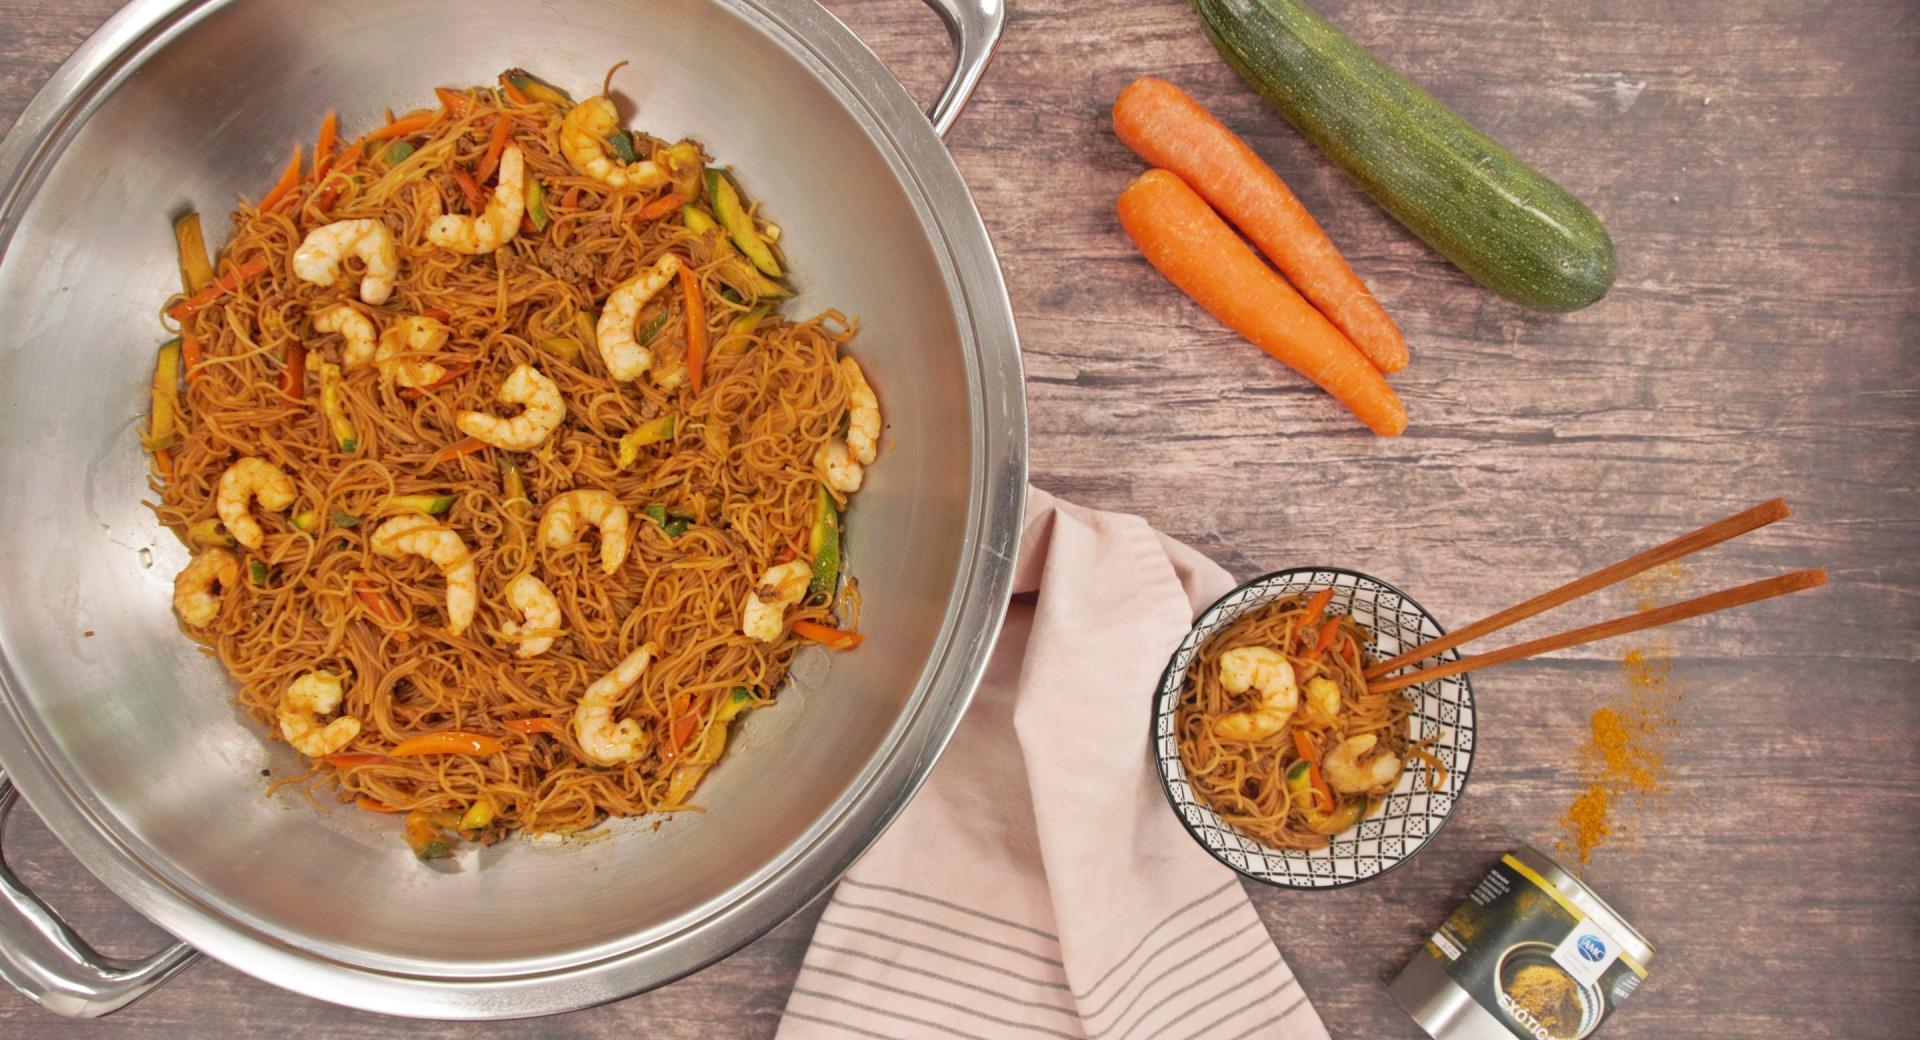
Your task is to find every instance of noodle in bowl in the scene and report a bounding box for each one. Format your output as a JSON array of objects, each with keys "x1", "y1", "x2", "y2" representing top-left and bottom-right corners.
[{"x1": 1151, "y1": 568, "x2": 1477, "y2": 888}]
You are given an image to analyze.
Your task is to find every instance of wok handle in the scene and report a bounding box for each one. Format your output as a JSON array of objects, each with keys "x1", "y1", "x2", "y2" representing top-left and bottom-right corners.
[
  {"x1": 916, "y1": 0, "x2": 1006, "y2": 136},
  {"x1": 0, "y1": 770, "x2": 198, "y2": 1018}
]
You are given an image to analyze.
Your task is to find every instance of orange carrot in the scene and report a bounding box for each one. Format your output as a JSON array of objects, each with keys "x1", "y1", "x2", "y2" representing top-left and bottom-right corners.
[
  {"x1": 325, "y1": 752, "x2": 392, "y2": 768},
  {"x1": 366, "y1": 111, "x2": 433, "y2": 141},
  {"x1": 791, "y1": 619, "x2": 864, "y2": 650},
  {"x1": 680, "y1": 265, "x2": 707, "y2": 394},
  {"x1": 281, "y1": 342, "x2": 306, "y2": 399},
  {"x1": 1298, "y1": 587, "x2": 1334, "y2": 632},
  {"x1": 167, "y1": 257, "x2": 271, "y2": 322},
  {"x1": 500, "y1": 81, "x2": 531, "y2": 106},
  {"x1": 1305, "y1": 614, "x2": 1344, "y2": 663},
  {"x1": 637, "y1": 194, "x2": 682, "y2": 221},
  {"x1": 435, "y1": 87, "x2": 475, "y2": 118},
  {"x1": 1113, "y1": 78, "x2": 1408, "y2": 374},
  {"x1": 400, "y1": 363, "x2": 473, "y2": 401},
  {"x1": 502, "y1": 717, "x2": 564, "y2": 736},
  {"x1": 313, "y1": 110, "x2": 337, "y2": 178},
  {"x1": 476, "y1": 116, "x2": 512, "y2": 183},
  {"x1": 427, "y1": 436, "x2": 488, "y2": 466},
  {"x1": 152, "y1": 447, "x2": 172, "y2": 479},
  {"x1": 180, "y1": 334, "x2": 204, "y2": 386},
  {"x1": 392, "y1": 731, "x2": 504, "y2": 757},
  {"x1": 356, "y1": 797, "x2": 405, "y2": 813},
  {"x1": 561, "y1": 185, "x2": 583, "y2": 210},
  {"x1": 1116, "y1": 170, "x2": 1406, "y2": 436},
  {"x1": 354, "y1": 581, "x2": 413, "y2": 641},
  {"x1": 451, "y1": 169, "x2": 484, "y2": 211},
  {"x1": 421, "y1": 307, "x2": 453, "y2": 322},
  {"x1": 1292, "y1": 730, "x2": 1335, "y2": 813},
  {"x1": 665, "y1": 693, "x2": 710, "y2": 759},
  {"x1": 314, "y1": 153, "x2": 357, "y2": 213},
  {"x1": 258, "y1": 144, "x2": 303, "y2": 212}
]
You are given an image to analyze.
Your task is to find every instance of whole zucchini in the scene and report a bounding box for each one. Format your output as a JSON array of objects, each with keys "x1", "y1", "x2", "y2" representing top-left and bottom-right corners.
[{"x1": 1192, "y1": 0, "x2": 1614, "y2": 312}]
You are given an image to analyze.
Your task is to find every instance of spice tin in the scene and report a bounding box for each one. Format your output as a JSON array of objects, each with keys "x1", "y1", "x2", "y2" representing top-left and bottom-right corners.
[{"x1": 1390, "y1": 846, "x2": 1654, "y2": 1040}]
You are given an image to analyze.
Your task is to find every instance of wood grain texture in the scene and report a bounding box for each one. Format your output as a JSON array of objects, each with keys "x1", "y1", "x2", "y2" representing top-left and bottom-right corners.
[{"x1": 2, "y1": 0, "x2": 1915, "y2": 1036}]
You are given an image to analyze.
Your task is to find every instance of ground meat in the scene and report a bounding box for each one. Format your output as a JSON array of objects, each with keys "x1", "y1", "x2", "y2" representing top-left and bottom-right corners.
[{"x1": 532, "y1": 240, "x2": 597, "y2": 284}]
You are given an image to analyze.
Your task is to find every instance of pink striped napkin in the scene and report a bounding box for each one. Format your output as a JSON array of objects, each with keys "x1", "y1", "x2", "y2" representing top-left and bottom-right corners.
[{"x1": 777, "y1": 488, "x2": 1328, "y2": 1040}]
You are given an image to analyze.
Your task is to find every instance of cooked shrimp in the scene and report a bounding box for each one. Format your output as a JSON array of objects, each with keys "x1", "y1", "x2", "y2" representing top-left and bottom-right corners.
[
  {"x1": 817, "y1": 440, "x2": 863, "y2": 494},
  {"x1": 1212, "y1": 646, "x2": 1299, "y2": 741},
  {"x1": 375, "y1": 314, "x2": 450, "y2": 388},
  {"x1": 815, "y1": 358, "x2": 882, "y2": 493},
  {"x1": 216, "y1": 456, "x2": 295, "y2": 551},
  {"x1": 741, "y1": 560, "x2": 812, "y2": 642},
  {"x1": 172, "y1": 548, "x2": 238, "y2": 627},
  {"x1": 595, "y1": 255, "x2": 681, "y2": 381},
  {"x1": 292, "y1": 218, "x2": 398, "y2": 305},
  {"x1": 1303, "y1": 675, "x2": 1342, "y2": 723},
  {"x1": 427, "y1": 144, "x2": 525, "y2": 254},
  {"x1": 456, "y1": 364, "x2": 565, "y2": 449},
  {"x1": 1323, "y1": 733, "x2": 1402, "y2": 794},
  {"x1": 537, "y1": 490, "x2": 630, "y2": 575},
  {"x1": 312, "y1": 304, "x2": 377, "y2": 368},
  {"x1": 559, "y1": 97, "x2": 668, "y2": 190},
  {"x1": 500, "y1": 572, "x2": 562, "y2": 657},
  {"x1": 279, "y1": 670, "x2": 360, "y2": 757},
  {"x1": 841, "y1": 357, "x2": 881, "y2": 464},
  {"x1": 370, "y1": 515, "x2": 477, "y2": 636},
  {"x1": 573, "y1": 641, "x2": 658, "y2": 765}
]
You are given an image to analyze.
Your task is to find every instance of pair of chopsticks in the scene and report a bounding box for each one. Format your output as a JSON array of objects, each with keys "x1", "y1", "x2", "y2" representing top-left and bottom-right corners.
[{"x1": 1366, "y1": 499, "x2": 1826, "y2": 695}]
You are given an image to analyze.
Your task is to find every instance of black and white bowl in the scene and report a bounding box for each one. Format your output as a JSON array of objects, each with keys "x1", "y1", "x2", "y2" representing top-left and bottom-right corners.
[{"x1": 1152, "y1": 567, "x2": 1476, "y2": 888}]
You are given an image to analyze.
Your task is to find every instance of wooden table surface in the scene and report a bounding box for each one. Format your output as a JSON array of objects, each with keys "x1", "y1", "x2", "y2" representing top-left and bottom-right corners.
[{"x1": 2, "y1": 0, "x2": 1915, "y2": 1036}]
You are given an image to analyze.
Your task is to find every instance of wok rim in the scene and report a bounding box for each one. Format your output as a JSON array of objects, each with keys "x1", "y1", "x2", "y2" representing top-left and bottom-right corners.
[{"x1": 0, "y1": 0, "x2": 1026, "y2": 1018}]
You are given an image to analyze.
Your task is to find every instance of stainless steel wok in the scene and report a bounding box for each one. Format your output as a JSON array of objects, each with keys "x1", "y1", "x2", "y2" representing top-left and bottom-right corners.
[{"x1": 0, "y1": 0, "x2": 1025, "y2": 1019}]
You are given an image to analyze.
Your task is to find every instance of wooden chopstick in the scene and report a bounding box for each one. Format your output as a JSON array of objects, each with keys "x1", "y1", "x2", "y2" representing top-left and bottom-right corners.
[
  {"x1": 1367, "y1": 568, "x2": 1827, "y2": 695},
  {"x1": 1364, "y1": 499, "x2": 1791, "y2": 680}
]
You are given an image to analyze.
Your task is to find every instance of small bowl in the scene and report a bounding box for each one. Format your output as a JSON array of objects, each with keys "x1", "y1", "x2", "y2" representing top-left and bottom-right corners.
[{"x1": 1151, "y1": 567, "x2": 1476, "y2": 888}]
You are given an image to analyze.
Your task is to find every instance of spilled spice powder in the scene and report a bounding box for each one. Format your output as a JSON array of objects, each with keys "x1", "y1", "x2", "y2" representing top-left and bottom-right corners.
[{"x1": 1557, "y1": 566, "x2": 1688, "y2": 868}]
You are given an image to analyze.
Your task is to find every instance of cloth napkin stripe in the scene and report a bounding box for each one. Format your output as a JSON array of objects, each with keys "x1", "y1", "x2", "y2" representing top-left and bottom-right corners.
[{"x1": 777, "y1": 488, "x2": 1327, "y2": 1040}]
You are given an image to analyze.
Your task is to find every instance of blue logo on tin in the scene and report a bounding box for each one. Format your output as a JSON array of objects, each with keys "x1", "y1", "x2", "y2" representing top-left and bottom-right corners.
[{"x1": 1577, "y1": 935, "x2": 1607, "y2": 962}]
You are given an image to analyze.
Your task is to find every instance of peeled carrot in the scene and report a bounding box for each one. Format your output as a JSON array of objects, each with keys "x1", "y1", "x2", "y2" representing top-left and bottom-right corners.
[
  {"x1": 791, "y1": 619, "x2": 864, "y2": 650},
  {"x1": 1298, "y1": 586, "x2": 1334, "y2": 632},
  {"x1": 502, "y1": 717, "x2": 564, "y2": 736},
  {"x1": 680, "y1": 265, "x2": 707, "y2": 394},
  {"x1": 476, "y1": 116, "x2": 512, "y2": 183},
  {"x1": 314, "y1": 110, "x2": 337, "y2": 178},
  {"x1": 435, "y1": 87, "x2": 475, "y2": 118},
  {"x1": 1305, "y1": 614, "x2": 1344, "y2": 662},
  {"x1": 281, "y1": 342, "x2": 306, "y2": 399},
  {"x1": 167, "y1": 257, "x2": 271, "y2": 322},
  {"x1": 452, "y1": 169, "x2": 484, "y2": 211},
  {"x1": 258, "y1": 144, "x2": 303, "y2": 212},
  {"x1": 637, "y1": 194, "x2": 682, "y2": 221},
  {"x1": 1292, "y1": 730, "x2": 1335, "y2": 813},
  {"x1": 366, "y1": 111, "x2": 433, "y2": 141},
  {"x1": 356, "y1": 797, "x2": 405, "y2": 813},
  {"x1": 427, "y1": 435, "x2": 488, "y2": 466},
  {"x1": 1114, "y1": 77, "x2": 1408, "y2": 374},
  {"x1": 180, "y1": 334, "x2": 204, "y2": 386},
  {"x1": 1117, "y1": 170, "x2": 1406, "y2": 436}
]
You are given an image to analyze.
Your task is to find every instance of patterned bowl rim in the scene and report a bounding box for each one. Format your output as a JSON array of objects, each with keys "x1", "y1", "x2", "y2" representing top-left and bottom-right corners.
[{"x1": 1149, "y1": 566, "x2": 1477, "y2": 890}]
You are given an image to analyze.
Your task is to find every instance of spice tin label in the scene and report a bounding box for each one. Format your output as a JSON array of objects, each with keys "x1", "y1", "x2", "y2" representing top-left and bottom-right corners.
[{"x1": 1423, "y1": 854, "x2": 1647, "y2": 1040}]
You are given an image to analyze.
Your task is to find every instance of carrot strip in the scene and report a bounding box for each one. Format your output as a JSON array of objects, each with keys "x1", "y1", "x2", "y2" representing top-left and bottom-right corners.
[
  {"x1": 281, "y1": 342, "x2": 306, "y2": 399},
  {"x1": 399, "y1": 363, "x2": 474, "y2": 401},
  {"x1": 314, "y1": 110, "x2": 337, "y2": 178},
  {"x1": 356, "y1": 797, "x2": 406, "y2": 813},
  {"x1": 452, "y1": 169, "x2": 484, "y2": 211},
  {"x1": 314, "y1": 153, "x2": 357, "y2": 213},
  {"x1": 502, "y1": 717, "x2": 564, "y2": 736},
  {"x1": 1292, "y1": 730, "x2": 1335, "y2": 813},
  {"x1": 180, "y1": 334, "x2": 204, "y2": 386},
  {"x1": 354, "y1": 581, "x2": 413, "y2": 641},
  {"x1": 166, "y1": 257, "x2": 271, "y2": 322},
  {"x1": 500, "y1": 81, "x2": 531, "y2": 106},
  {"x1": 366, "y1": 111, "x2": 433, "y2": 141},
  {"x1": 152, "y1": 447, "x2": 172, "y2": 479},
  {"x1": 477, "y1": 116, "x2": 512, "y2": 183},
  {"x1": 680, "y1": 265, "x2": 707, "y2": 394},
  {"x1": 665, "y1": 693, "x2": 711, "y2": 760},
  {"x1": 1116, "y1": 170, "x2": 1406, "y2": 436},
  {"x1": 561, "y1": 185, "x2": 583, "y2": 210},
  {"x1": 791, "y1": 619, "x2": 864, "y2": 650},
  {"x1": 435, "y1": 87, "x2": 475, "y2": 118},
  {"x1": 1113, "y1": 78, "x2": 1408, "y2": 374},
  {"x1": 1298, "y1": 587, "x2": 1334, "y2": 633},
  {"x1": 427, "y1": 436, "x2": 488, "y2": 466},
  {"x1": 637, "y1": 194, "x2": 682, "y2": 221},
  {"x1": 1305, "y1": 613, "x2": 1344, "y2": 663},
  {"x1": 258, "y1": 144, "x2": 303, "y2": 212}
]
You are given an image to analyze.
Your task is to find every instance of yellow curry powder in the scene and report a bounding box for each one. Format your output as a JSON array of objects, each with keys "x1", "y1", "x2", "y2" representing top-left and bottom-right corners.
[{"x1": 1557, "y1": 567, "x2": 1687, "y2": 868}]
